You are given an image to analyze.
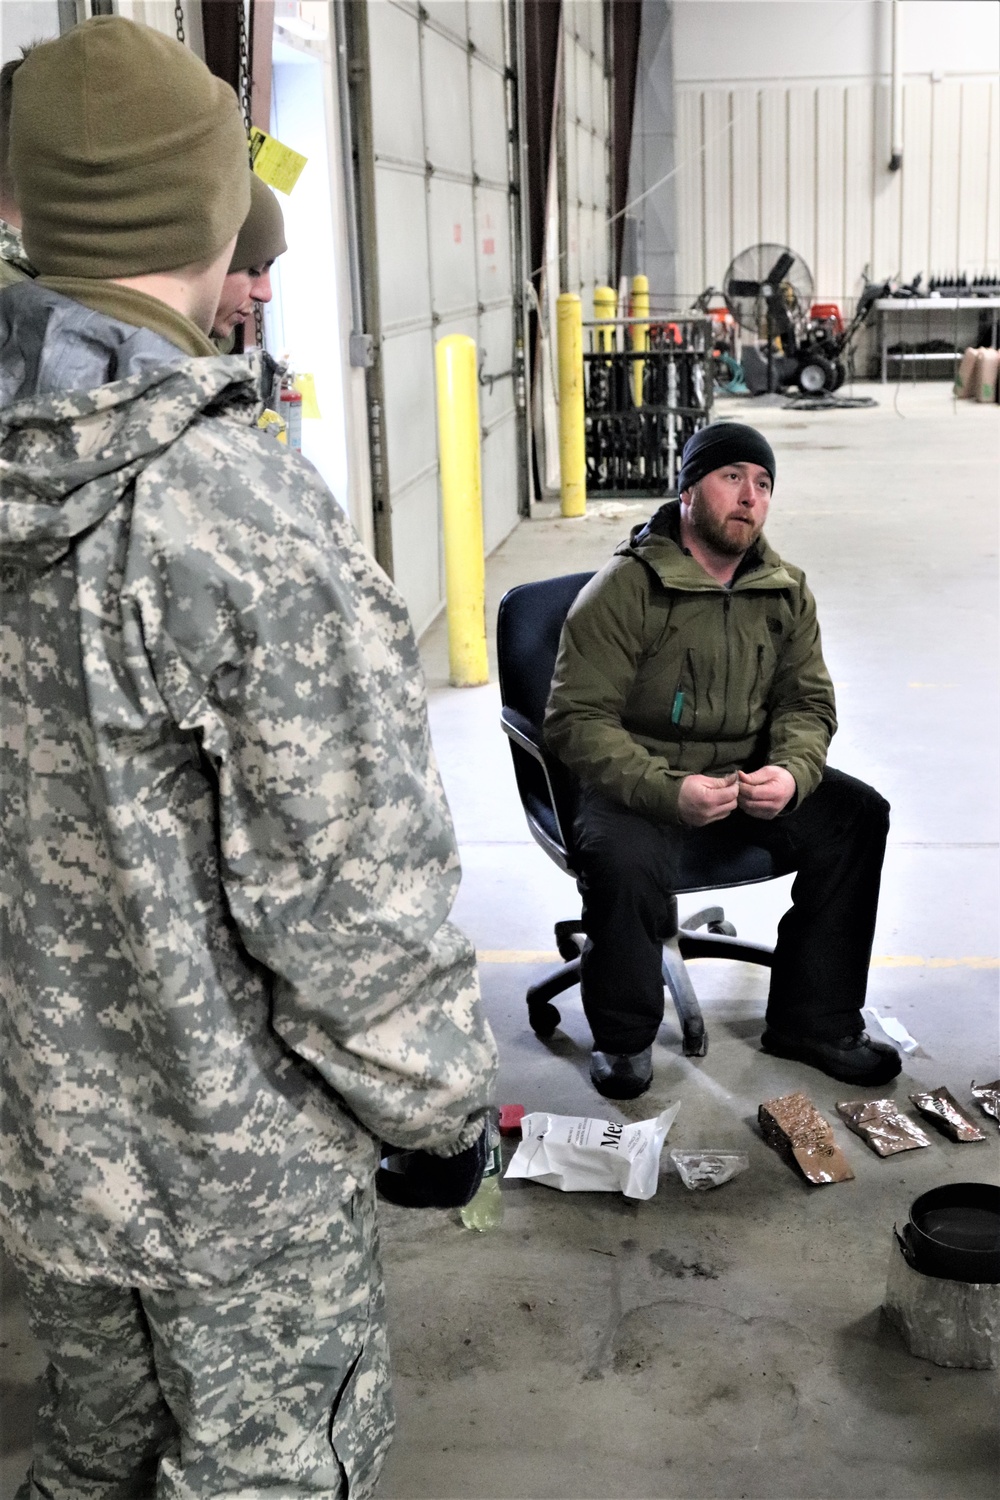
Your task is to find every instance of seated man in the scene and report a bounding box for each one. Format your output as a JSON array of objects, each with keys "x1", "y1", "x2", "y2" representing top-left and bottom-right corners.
[{"x1": 544, "y1": 421, "x2": 898, "y2": 1100}]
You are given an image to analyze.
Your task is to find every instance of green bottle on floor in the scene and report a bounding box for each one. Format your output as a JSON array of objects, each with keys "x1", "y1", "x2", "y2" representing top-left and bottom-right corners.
[{"x1": 461, "y1": 1114, "x2": 503, "y2": 1231}]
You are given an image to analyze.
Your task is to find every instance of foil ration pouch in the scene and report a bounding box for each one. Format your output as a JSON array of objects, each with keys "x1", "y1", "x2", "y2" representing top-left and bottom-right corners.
[
  {"x1": 971, "y1": 1081, "x2": 1000, "y2": 1128},
  {"x1": 759, "y1": 1091, "x2": 854, "y2": 1184},
  {"x1": 910, "y1": 1087, "x2": 987, "y2": 1143},
  {"x1": 836, "y1": 1098, "x2": 931, "y2": 1157}
]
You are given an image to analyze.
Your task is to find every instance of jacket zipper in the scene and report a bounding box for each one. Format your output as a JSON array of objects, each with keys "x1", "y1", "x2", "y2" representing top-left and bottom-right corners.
[
  {"x1": 721, "y1": 593, "x2": 732, "y2": 741},
  {"x1": 745, "y1": 643, "x2": 765, "y2": 737}
]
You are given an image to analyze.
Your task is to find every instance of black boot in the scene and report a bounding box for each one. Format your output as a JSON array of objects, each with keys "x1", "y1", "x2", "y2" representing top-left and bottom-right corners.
[
  {"x1": 761, "y1": 1028, "x2": 901, "y2": 1086},
  {"x1": 590, "y1": 1047, "x2": 653, "y2": 1100}
]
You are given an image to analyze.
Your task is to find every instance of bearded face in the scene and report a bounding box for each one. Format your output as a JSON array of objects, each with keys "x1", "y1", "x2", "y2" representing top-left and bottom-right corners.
[{"x1": 684, "y1": 464, "x2": 771, "y2": 557}]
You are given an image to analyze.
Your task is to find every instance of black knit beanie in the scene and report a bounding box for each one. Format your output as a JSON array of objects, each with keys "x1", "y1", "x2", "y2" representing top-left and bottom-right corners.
[{"x1": 677, "y1": 422, "x2": 776, "y2": 495}]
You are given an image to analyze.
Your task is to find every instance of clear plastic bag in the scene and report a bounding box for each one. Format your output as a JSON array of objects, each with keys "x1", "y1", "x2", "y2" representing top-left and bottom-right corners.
[{"x1": 669, "y1": 1149, "x2": 749, "y2": 1191}]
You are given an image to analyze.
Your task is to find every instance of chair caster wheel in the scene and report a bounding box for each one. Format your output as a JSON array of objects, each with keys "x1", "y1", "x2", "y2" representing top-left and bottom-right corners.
[
  {"x1": 708, "y1": 920, "x2": 737, "y2": 936},
  {"x1": 528, "y1": 1001, "x2": 561, "y2": 1038},
  {"x1": 682, "y1": 1021, "x2": 708, "y2": 1058}
]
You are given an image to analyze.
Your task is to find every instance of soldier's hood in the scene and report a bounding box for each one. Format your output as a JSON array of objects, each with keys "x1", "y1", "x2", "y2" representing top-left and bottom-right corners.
[{"x1": 0, "y1": 279, "x2": 261, "y2": 568}]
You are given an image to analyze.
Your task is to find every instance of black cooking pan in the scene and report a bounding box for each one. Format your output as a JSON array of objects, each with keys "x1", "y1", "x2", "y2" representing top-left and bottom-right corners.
[{"x1": 898, "y1": 1182, "x2": 1000, "y2": 1284}]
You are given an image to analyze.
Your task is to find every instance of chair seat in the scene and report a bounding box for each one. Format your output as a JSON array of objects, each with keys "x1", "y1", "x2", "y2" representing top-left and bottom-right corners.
[{"x1": 672, "y1": 837, "x2": 776, "y2": 893}]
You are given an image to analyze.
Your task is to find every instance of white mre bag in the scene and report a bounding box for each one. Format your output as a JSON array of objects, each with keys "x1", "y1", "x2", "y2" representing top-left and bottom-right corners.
[{"x1": 504, "y1": 1104, "x2": 680, "y2": 1200}]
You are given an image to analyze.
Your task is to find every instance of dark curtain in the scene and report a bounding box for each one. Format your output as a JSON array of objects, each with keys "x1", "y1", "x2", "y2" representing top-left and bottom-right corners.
[{"x1": 610, "y1": 0, "x2": 642, "y2": 285}]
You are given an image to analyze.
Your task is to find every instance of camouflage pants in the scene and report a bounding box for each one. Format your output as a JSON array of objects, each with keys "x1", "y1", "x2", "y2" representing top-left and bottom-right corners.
[{"x1": 13, "y1": 1187, "x2": 394, "y2": 1499}]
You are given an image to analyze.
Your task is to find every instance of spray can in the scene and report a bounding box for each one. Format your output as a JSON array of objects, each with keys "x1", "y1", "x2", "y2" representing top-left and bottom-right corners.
[{"x1": 461, "y1": 1113, "x2": 503, "y2": 1231}]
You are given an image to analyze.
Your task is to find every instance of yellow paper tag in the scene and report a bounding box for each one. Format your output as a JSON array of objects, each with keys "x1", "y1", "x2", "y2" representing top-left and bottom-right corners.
[
  {"x1": 257, "y1": 408, "x2": 288, "y2": 444},
  {"x1": 249, "y1": 127, "x2": 307, "y2": 195},
  {"x1": 293, "y1": 374, "x2": 322, "y2": 420}
]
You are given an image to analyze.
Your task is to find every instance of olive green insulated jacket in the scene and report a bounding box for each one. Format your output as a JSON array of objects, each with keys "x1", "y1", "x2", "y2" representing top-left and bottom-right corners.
[{"x1": 544, "y1": 502, "x2": 837, "y2": 825}]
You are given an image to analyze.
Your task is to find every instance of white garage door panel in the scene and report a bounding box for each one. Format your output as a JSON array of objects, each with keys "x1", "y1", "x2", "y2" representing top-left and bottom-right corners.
[
  {"x1": 422, "y1": 27, "x2": 473, "y2": 177},
  {"x1": 591, "y1": 57, "x2": 605, "y2": 135},
  {"x1": 471, "y1": 59, "x2": 508, "y2": 185},
  {"x1": 558, "y1": 4, "x2": 610, "y2": 302},
  {"x1": 389, "y1": 473, "x2": 443, "y2": 638},
  {"x1": 477, "y1": 304, "x2": 517, "y2": 428},
  {"x1": 428, "y1": 177, "x2": 478, "y2": 314},
  {"x1": 575, "y1": 41, "x2": 591, "y2": 127},
  {"x1": 421, "y1": 0, "x2": 467, "y2": 44},
  {"x1": 591, "y1": 132, "x2": 605, "y2": 210},
  {"x1": 375, "y1": 168, "x2": 431, "y2": 327},
  {"x1": 468, "y1": 1, "x2": 504, "y2": 67},
  {"x1": 371, "y1": 0, "x2": 519, "y2": 632},
  {"x1": 381, "y1": 327, "x2": 437, "y2": 491},
  {"x1": 566, "y1": 118, "x2": 579, "y2": 207},
  {"x1": 476, "y1": 187, "x2": 512, "y2": 305},
  {"x1": 481, "y1": 419, "x2": 519, "y2": 555},
  {"x1": 368, "y1": 3, "x2": 423, "y2": 164},
  {"x1": 577, "y1": 123, "x2": 593, "y2": 205},
  {"x1": 572, "y1": 0, "x2": 591, "y2": 51}
]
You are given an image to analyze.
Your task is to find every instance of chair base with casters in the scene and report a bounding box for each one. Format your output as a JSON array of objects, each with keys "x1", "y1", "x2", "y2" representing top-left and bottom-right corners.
[
  {"x1": 497, "y1": 572, "x2": 778, "y2": 1065},
  {"x1": 525, "y1": 896, "x2": 774, "y2": 1058}
]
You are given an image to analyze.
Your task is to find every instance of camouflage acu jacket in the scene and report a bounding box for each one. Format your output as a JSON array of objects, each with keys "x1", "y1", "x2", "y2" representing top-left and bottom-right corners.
[
  {"x1": 0, "y1": 280, "x2": 497, "y2": 1289},
  {"x1": 0, "y1": 218, "x2": 35, "y2": 289}
]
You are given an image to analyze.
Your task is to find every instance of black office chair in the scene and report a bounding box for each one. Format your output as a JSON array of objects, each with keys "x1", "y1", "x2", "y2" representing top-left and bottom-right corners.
[{"x1": 497, "y1": 572, "x2": 776, "y2": 1058}]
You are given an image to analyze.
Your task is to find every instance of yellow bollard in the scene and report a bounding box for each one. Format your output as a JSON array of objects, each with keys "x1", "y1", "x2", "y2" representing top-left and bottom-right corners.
[
  {"x1": 557, "y1": 292, "x2": 587, "y2": 518},
  {"x1": 631, "y1": 272, "x2": 649, "y2": 408},
  {"x1": 593, "y1": 284, "x2": 617, "y2": 353},
  {"x1": 435, "y1": 334, "x2": 488, "y2": 686}
]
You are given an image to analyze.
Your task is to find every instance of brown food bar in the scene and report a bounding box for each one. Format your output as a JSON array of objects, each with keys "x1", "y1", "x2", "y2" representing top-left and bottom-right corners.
[
  {"x1": 971, "y1": 1080, "x2": 1000, "y2": 1127},
  {"x1": 759, "y1": 1091, "x2": 854, "y2": 1184},
  {"x1": 910, "y1": 1087, "x2": 987, "y2": 1143},
  {"x1": 836, "y1": 1098, "x2": 931, "y2": 1156}
]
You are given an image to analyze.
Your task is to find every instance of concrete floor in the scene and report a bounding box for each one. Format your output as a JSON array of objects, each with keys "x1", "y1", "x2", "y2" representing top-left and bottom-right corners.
[{"x1": 2, "y1": 382, "x2": 999, "y2": 1498}]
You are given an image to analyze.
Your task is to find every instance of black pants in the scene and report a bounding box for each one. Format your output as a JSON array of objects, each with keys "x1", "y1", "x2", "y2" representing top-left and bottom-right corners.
[{"x1": 572, "y1": 768, "x2": 890, "y2": 1054}]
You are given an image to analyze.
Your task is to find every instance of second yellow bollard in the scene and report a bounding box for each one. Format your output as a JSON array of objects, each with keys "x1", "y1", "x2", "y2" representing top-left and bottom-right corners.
[
  {"x1": 556, "y1": 292, "x2": 586, "y2": 518},
  {"x1": 593, "y1": 285, "x2": 617, "y2": 353},
  {"x1": 631, "y1": 273, "x2": 649, "y2": 408},
  {"x1": 435, "y1": 334, "x2": 488, "y2": 686}
]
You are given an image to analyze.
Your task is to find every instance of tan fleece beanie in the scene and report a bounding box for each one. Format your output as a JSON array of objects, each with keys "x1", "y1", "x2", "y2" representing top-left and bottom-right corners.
[
  {"x1": 10, "y1": 16, "x2": 251, "y2": 278},
  {"x1": 229, "y1": 172, "x2": 287, "y2": 273}
]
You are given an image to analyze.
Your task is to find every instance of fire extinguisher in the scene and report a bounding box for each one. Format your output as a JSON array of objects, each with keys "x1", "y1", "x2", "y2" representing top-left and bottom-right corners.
[{"x1": 278, "y1": 385, "x2": 303, "y2": 452}]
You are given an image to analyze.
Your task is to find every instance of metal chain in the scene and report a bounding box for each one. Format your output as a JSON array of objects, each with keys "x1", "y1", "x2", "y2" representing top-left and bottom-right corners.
[
  {"x1": 237, "y1": 0, "x2": 252, "y2": 136},
  {"x1": 236, "y1": 2, "x2": 263, "y2": 350},
  {"x1": 174, "y1": 2, "x2": 185, "y2": 44}
]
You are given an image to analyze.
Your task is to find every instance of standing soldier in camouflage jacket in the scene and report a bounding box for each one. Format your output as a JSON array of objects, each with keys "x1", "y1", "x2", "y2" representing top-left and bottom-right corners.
[{"x1": 0, "y1": 18, "x2": 496, "y2": 1499}]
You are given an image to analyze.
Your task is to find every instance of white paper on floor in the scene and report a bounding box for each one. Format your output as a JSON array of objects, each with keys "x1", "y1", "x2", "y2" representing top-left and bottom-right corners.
[
  {"x1": 504, "y1": 1103, "x2": 680, "y2": 1200},
  {"x1": 865, "y1": 1006, "x2": 924, "y2": 1056}
]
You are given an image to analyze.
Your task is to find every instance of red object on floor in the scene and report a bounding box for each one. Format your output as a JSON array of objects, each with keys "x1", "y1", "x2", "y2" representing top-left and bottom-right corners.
[{"x1": 499, "y1": 1104, "x2": 526, "y2": 1134}]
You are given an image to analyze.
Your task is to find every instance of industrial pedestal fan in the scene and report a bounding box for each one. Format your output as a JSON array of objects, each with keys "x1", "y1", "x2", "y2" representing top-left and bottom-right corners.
[{"x1": 722, "y1": 243, "x2": 852, "y2": 394}]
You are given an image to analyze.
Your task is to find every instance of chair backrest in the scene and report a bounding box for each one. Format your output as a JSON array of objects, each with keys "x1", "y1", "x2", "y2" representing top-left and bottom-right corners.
[
  {"x1": 497, "y1": 573, "x2": 594, "y2": 868},
  {"x1": 497, "y1": 572, "x2": 595, "y2": 731}
]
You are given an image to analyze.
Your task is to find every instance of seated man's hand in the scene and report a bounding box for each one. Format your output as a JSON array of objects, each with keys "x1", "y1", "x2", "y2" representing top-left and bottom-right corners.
[
  {"x1": 677, "y1": 772, "x2": 739, "y2": 827},
  {"x1": 737, "y1": 765, "x2": 796, "y2": 820}
]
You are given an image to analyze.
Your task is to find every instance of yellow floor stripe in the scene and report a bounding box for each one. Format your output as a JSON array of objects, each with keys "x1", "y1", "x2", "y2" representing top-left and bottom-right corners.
[{"x1": 475, "y1": 950, "x2": 999, "y2": 968}]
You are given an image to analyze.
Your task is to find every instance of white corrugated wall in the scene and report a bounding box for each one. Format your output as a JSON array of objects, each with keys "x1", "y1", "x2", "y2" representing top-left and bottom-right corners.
[{"x1": 674, "y1": 76, "x2": 999, "y2": 309}]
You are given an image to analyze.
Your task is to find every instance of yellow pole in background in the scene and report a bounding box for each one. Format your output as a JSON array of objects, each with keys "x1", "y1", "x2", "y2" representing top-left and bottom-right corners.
[
  {"x1": 435, "y1": 334, "x2": 488, "y2": 686},
  {"x1": 631, "y1": 272, "x2": 649, "y2": 407},
  {"x1": 556, "y1": 292, "x2": 586, "y2": 518},
  {"x1": 593, "y1": 285, "x2": 616, "y2": 353}
]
